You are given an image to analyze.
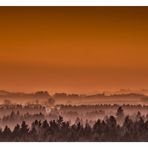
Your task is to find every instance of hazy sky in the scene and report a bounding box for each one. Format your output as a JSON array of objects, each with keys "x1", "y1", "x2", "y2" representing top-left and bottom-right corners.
[{"x1": 0, "y1": 7, "x2": 148, "y2": 93}]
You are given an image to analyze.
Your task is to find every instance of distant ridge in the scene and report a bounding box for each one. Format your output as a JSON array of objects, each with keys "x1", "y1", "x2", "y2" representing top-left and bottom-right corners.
[
  {"x1": 0, "y1": 90, "x2": 50, "y2": 99},
  {"x1": 0, "y1": 90, "x2": 147, "y2": 98},
  {"x1": 0, "y1": 90, "x2": 147, "y2": 105}
]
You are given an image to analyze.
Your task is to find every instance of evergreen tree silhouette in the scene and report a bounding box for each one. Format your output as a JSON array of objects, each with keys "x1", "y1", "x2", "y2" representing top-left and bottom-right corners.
[
  {"x1": 20, "y1": 121, "x2": 29, "y2": 140},
  {"x1": 3, "y1": 125, "x2": 12, "y2": 141}
]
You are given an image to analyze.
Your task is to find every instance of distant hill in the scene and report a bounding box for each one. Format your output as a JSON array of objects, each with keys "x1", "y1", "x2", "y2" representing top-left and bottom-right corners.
[
  {"x1": 0, "y1": 90, "x2": 147, "y2": 105},
  {"x1": 0, "y1": 90, "x2": 50, "y2": 99},
  {"x1": 52, "y1": 92, "x2": 148, "y2": 105},
  {"x1": 53, "y1": 92, "x2": 146, "y2": 99}
]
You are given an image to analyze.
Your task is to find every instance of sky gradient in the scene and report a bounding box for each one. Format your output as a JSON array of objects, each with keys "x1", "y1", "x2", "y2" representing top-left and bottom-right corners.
[{"x1": 0, "y1": 7, "x2": 148, "y2": 93}]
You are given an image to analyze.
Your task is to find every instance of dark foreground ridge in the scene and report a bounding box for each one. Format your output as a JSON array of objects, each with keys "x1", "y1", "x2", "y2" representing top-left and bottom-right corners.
[{"x1": 0, "y1": 114, "x2": 148, "y2": 142}]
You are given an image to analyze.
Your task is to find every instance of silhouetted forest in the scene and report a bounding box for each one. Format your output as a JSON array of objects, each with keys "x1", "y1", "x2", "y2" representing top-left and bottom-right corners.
[
  {"x1": 1, "y1": 111, "x2": 148, "y2": 142},
  {"x1": 0, "y1": 103, "x2": 148, "y2": 141},
  {"x1": 1, "y1": 104, "x2": 148, "y2": 130}
]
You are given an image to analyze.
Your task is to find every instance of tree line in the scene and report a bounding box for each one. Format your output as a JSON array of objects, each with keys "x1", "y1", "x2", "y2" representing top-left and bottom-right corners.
[{"x1": 0, "y1": 112, "x2": 148, "y2": 141}]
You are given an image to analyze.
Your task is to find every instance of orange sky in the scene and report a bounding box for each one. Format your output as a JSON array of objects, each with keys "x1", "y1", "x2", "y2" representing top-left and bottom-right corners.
[{"x1": 0, "y1": 7, "x2": 148, "y2": 93}]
